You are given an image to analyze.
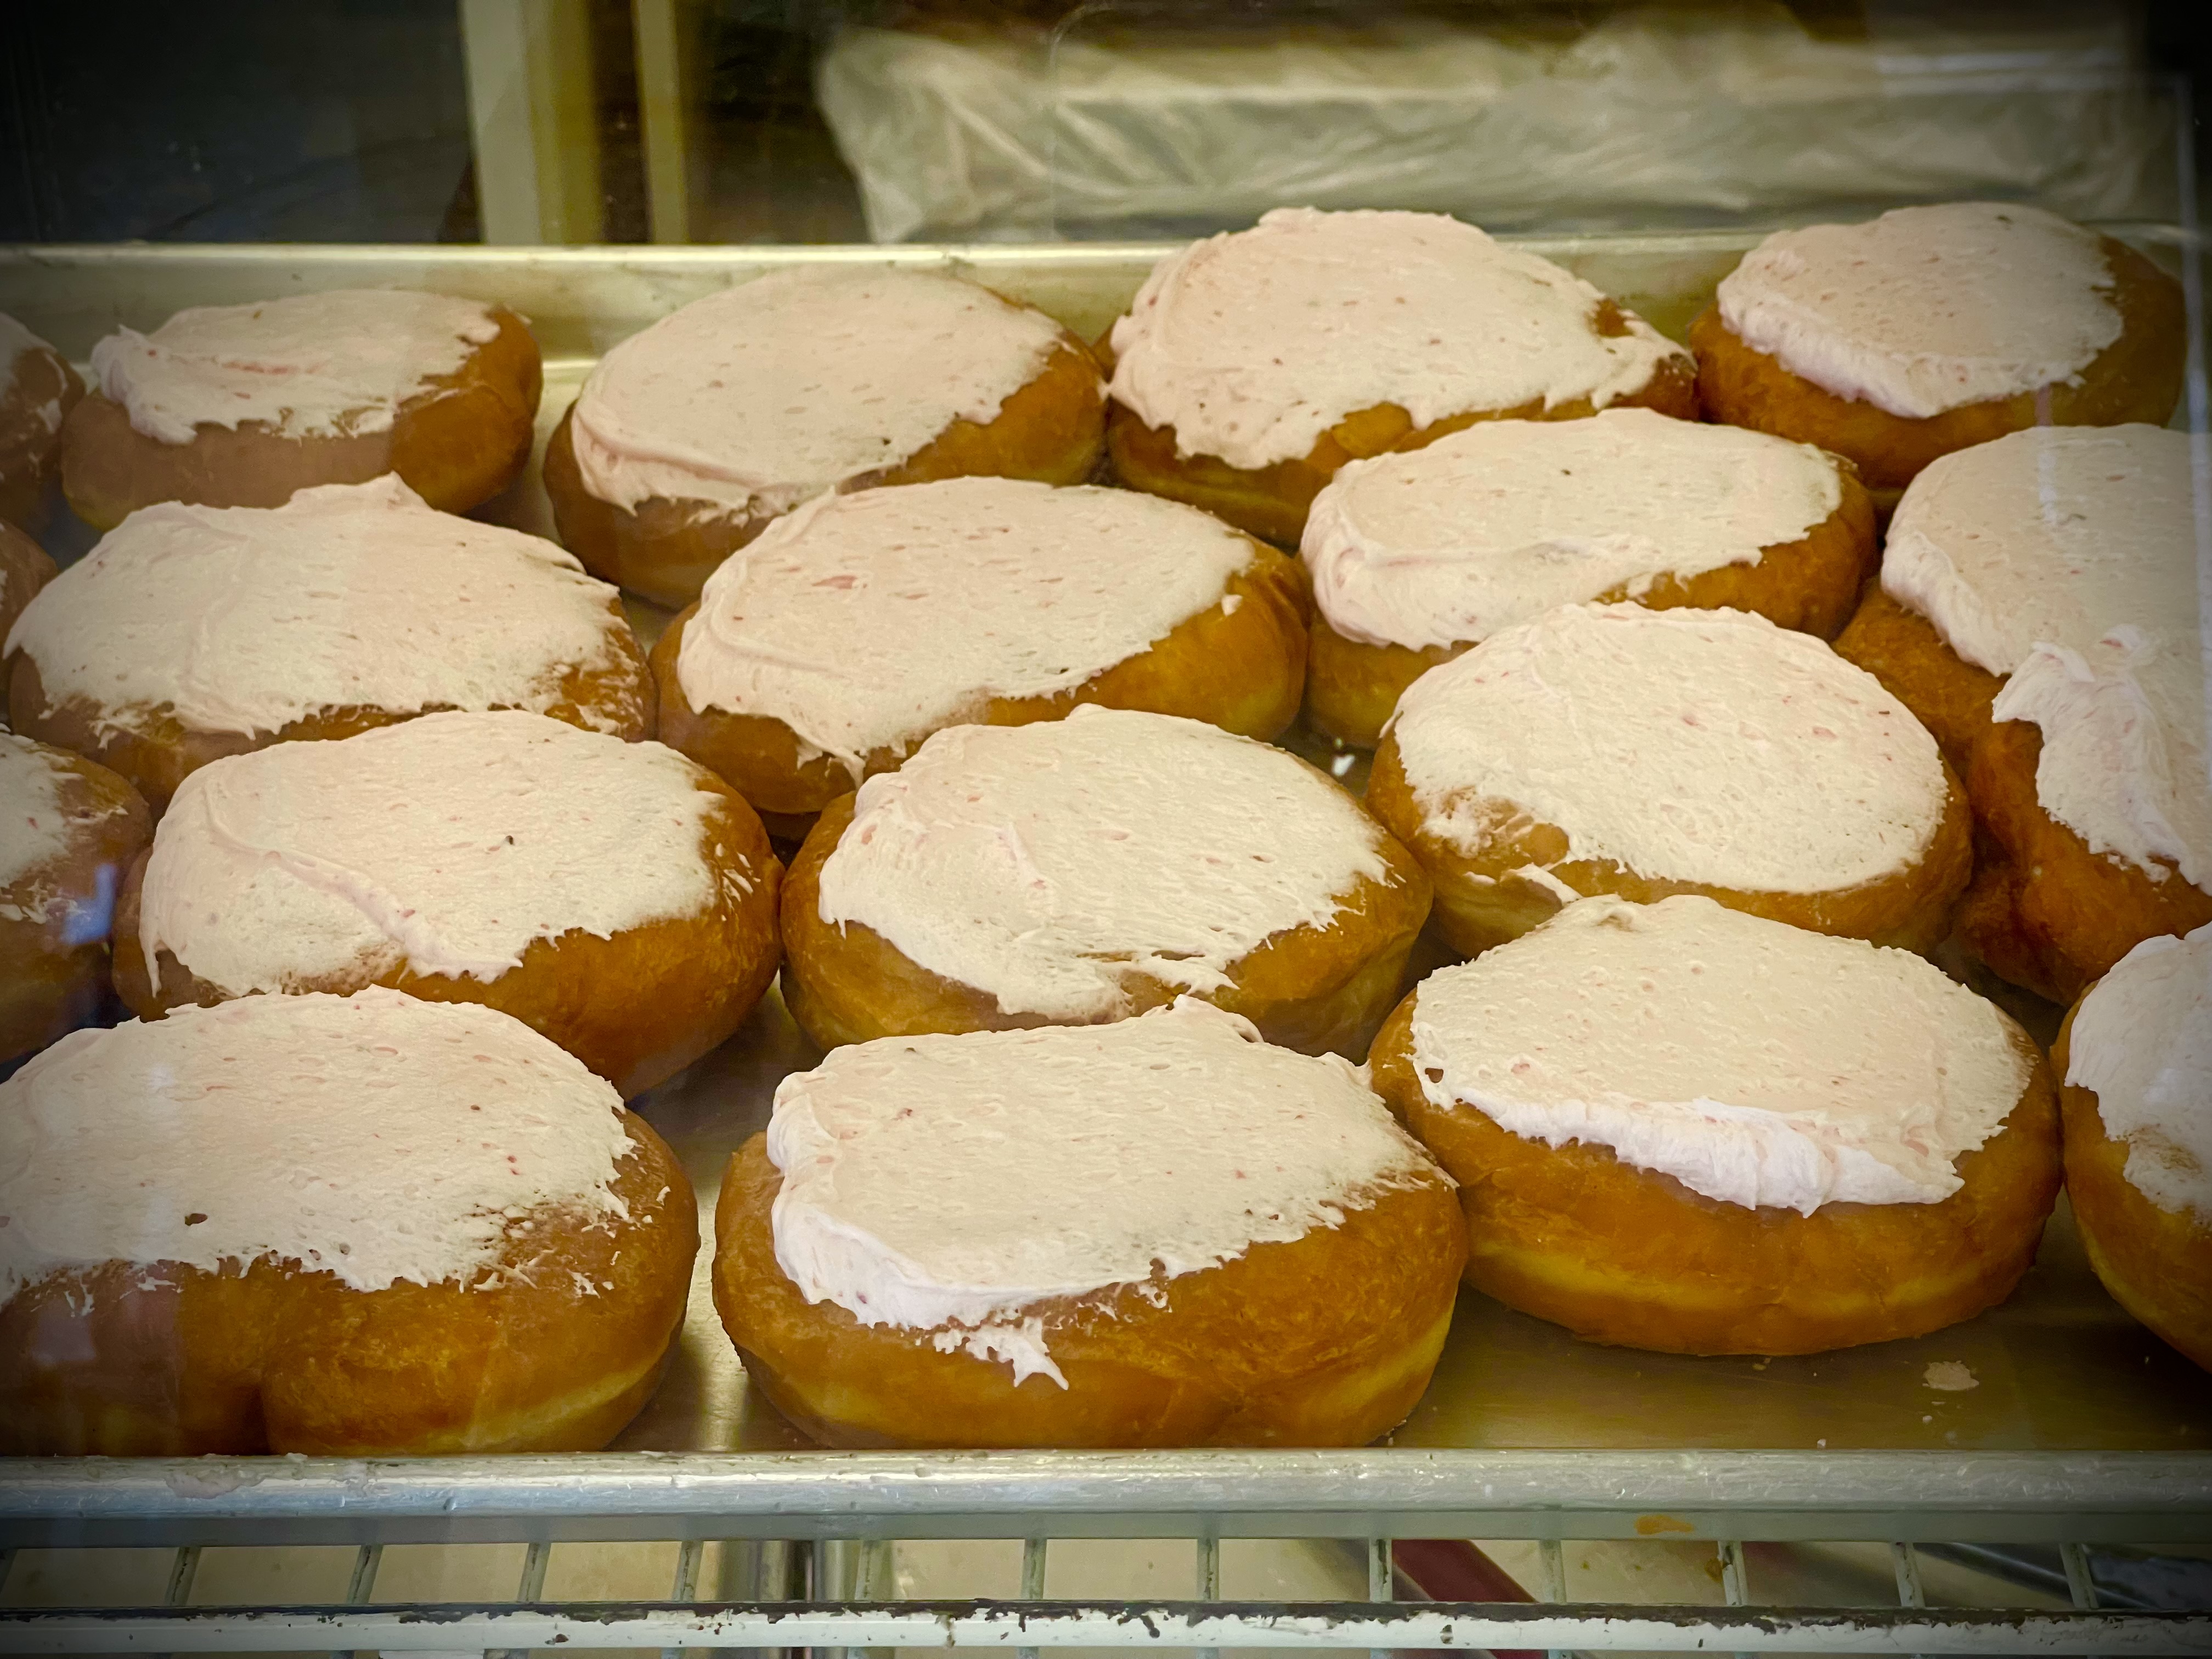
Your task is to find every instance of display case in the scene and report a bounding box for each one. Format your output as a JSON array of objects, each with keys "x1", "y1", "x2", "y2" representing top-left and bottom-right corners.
[{"x1": 1, "y1": 4, "x2": 2208, "y2": 1654}]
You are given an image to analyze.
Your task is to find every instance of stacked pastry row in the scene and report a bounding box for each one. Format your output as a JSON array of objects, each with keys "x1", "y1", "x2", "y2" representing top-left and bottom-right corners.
[{"x1": 2, "y1": 201, "x2": 2205, "y2": 1460}]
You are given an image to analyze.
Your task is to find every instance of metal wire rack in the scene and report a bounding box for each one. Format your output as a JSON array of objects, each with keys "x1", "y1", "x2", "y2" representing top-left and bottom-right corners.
[{"x1": 3, "y1": 1449, "x2": 2209, "y2": 1653}]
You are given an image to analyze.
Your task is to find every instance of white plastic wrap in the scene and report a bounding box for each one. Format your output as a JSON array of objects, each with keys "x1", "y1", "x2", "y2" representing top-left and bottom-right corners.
[{"x1": 814, "y1": 4, "x2": 2176, "y2": 244}]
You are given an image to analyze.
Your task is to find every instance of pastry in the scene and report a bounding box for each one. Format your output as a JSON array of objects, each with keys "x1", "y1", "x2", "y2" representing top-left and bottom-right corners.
[
  {"x1": 6, "y1": 476, "x2": 652, "y2": 812},
  {"x1": 1369, "y1": 894, "x2": 2061, "y2": 1355},
  {"x1": 1692, "y1": 203, "x2": 2183, "y2": 493},
  {"x1": 1962, "y1": 630, "x2": 2211, "y2": 1005},
  {"x1": 60, "y1": 288, "x2": 540, "y2": 528},
  {"x1": 545, "y1": 267, "x2": 1105, "y2": 607},
  {"x1": 0, "y1": 517, "x2": 56, "y2": 652},
  {"x1": 1104, "y1": 207, "x2": 1697, "y2": 545},
  {"x1": 1830, "y1": 426, "x2": 2196, "y2": 772},
  {"x1": 781, "y1": 706, "x2": 1430, "y2": 1056},
  {"x1": 112, "y1": 710, "x2": 780, "y2": 1097},
  {"x1": 713, "y1": 998, "x2": 1466, "y2": 1447},
  {"x1": 0, "y1": 989, "x2": 696, "y2": 1455},
  {"x1": 0, "y1": 312, "x2": 84, "y2": 529},
  {"x1": 1365, "y1": 603, "x2": 1970, "y2": 957},
  {"x1": 1825, "y1": 425, "x2": 2208, "y2": 1002},
  {"x1": 1, "y1": 733, "x2": 151, "y2": 1065},
  {"x1": 2055, "y1": 923, "x2": 2210, "y2": 1372},
  {"x1": 1302, "y1": 407, "x2": 1876, "y2": 746},
  {"x1": 653, "y1": 476, "x2": 1307, "y2": 836}
]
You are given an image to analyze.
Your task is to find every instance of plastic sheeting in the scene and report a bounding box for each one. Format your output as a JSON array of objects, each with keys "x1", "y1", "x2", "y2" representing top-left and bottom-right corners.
[{"x1": 814, "y1": 4, "x2": 2178, "y2": 244}]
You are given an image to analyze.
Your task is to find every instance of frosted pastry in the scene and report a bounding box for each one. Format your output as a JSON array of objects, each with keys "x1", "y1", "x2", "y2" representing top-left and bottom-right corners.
[
  {"x1": 1830, "y1": 425, "x2": 2209, "y2": 1002},
  {"x1": 780, "y1": 707, "x2": 1429, "y2": 1056},
  {"x1": 1836, "y1": 426, "x2": 2194, "y2": 766},
  {"x1": 113, "y1": 710, "x2": 780, "y2": 1097},
  {"x1": 2056, "y1": 923, "x2": 2212, "y2": 1372},
  {"x1": 1105, "y1": 207, "x2": 1697, "y2": 545},
  {"x1": 0, "y1": 732, "x2": 150, "y2": 1065},
  {"x1": 654, "y1": 476, "x2": 1308, "y2": 833},
  {"x1": 1963, "y1": 630, "x2": 2212, "y2": 1003},
  {"x1": 0, "y1": 312, "x2": 84, "y2": 529},
  {"x1": 1301, "y1": 408, "x2": 1875, "y2": 746},
  {"x1": 544, "y1": 267, "x2": 1106, "y2": 607},
  {"x1": 0, "y1": 989, "x2": 697, "y2": 1455},
  {"x1": 712, "y1": 998, "x2": 1466, "y2": 1447},
  {"x1": 1693, "y1": 203, "x2": 2183, "y2": 491},
  {"x1": 1368, "y1": 894, "x2": 2058, "y2": 1355},
  {"x1": 1364, "y1": 603, "x2": 1970, "y2": 957},
  {"x1": 59, "y1": 288, "x2": 541, "y2": 528},
  {"x1": 5, "y1": 476, "x2": 653, "y2": 812}
]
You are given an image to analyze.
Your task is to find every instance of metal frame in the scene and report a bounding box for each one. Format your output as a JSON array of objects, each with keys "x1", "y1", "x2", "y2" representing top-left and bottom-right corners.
[
  {"x1": 8, "y1": 1600, "x2": 2207, "y2": 1654},
  {"x1": 3, "y1": 1452, "x2": 2208, "y2": 1651},
  {"x1": 8, "y1": 1451, "x2": 2212, "y2": 1548}
]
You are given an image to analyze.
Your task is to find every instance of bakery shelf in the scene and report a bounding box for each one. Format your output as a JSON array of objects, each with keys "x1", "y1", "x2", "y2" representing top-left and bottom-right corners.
[{"x1": 0, "y1": 234, "x2": 2206, "y2": 1654}]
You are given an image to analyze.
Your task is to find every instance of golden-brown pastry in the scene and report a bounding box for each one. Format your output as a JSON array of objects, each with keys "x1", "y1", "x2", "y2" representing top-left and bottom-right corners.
[
  {"x1": 1824, "y1": 425, "x2": 2210, "y2": 1003},
  {"x1": 781, "y1": 707, "x2": 1429, "y2": 1057},
  {"x1": 1302, "y1": 407, "x2": 1875, "y2": 747},
  {"x1": 1834, "y1": 425, "x2": 2187, "y2": 774},
  {"x1": 653, "y1": 476, "x2": 1307, "y2": 837},
  {"x1": 1103, "y1": 208, "x2": 1697, "y2": 546},
  {"x1": 111, "y1": 711, "x2": 780, "y2": 1098},
  {"x1": 59, "y1": 289, "x2": 540, "y2": 529},
  {"x1": 2053, "y1": 924, "x2": 2211, "y2": 1372},
  {"x1": 0, "y1": 313, "x2": 84, "y2": 529},
  {"x1": 713, "y1": 1000, "x2": 1466, "y2": 1447},
  {"x1": 1368, "y1": 894, "x2": 2061, "y2": 1355},
  {"x1": 0, "y1": 989, "x2": 696, "y2": 1455},
  {"x1": 544, "y1": 267, "x2": 1105, "y2": 607},
  {"x1": 6, "y1": 477, "x2": 652, "y2": 814},
  {"x1": 1692, "y1": 204, "x2": 2182, "y2": 494},
  {"x1": 1961, "y1": 715, "x2": 2211, "y2": 1007},
  {"x1": 1, "y1": 732, "x2": 151, "y2": 1065},
  {"x1": 0, "y1": 517, "x2": 57, "y2": 652},
  {"x1": 1364, "y1": 603, "x2": 1970, "y2": 958},
  {"x1": 1830, "y1": 585, "x2": 2001, "y2": 778}
]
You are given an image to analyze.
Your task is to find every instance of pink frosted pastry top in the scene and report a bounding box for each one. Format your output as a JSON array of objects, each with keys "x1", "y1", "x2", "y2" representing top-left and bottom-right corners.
[
  {"x1": 766, "y1": 998, "x2": 1436, "y2": 1386},
  {"x1": 1, "y1": 312, "x2": 69, "y2": 444},
  {"x1": 569, "y1": 267, "x2": 1079, "y2": 520},
  {"x1": 1303, "y1": 408, "x2": 1843, "y2": 652},
  {"x1": 0, "y1": 989, "x2": 634, "y2": 1302},
  {"x1": 1410, "y1": 895, "x2": 2033, "y2": 1215},
  {"x1": 1883, "y1": 425, "x2": 2207, "y2": 893},
  {"x1": 675, "y1": 476, "x2": 1260, "y2": 776},
  {"x1": 88, "y1": 289, "x2": 505, "y2": 445},
  {"x1": 2068, "y1": 922, "x2": 2212, "y2": 1221},
  {"x1": 0, "y1": 732, "x2": 70, "y2": 901},
  {"x1": 5, "y1": 477, "x2": 642, "y2": 741},
  {"x1": 1108, "y1": 207, "x2": 1687, "y2": 472},
  {"x1": 814, "y1": 707, "x2": 1395, "y2": 1020},
  {"x1": 1991, "y1": 628, "x2": 2209, "y2": 893},
  {"x1": 1389, "y1": 604, "x2": 1950, "y2": 896},
  {"x1": 1716, "y1": 203, "x2": 2121, "y2": 420},
  {"x1": 138, "y1": 712, "x2": 732, "y2": 994},
  {"x1": 1883, "y1": 426, "x2": 2191, "y2": 678},
  {"x1": 0, "y1": 733, "x2": 137, "y2": 934}
]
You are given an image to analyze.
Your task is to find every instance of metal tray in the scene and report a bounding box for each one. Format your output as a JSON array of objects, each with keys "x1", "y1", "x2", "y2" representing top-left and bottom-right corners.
[
  {"x1": 1, "y1": 237, "x2": 2207, "y2": 1655},
  {"x1": 602, "y1": 984, "x2": 2212, "y2": 1459}
]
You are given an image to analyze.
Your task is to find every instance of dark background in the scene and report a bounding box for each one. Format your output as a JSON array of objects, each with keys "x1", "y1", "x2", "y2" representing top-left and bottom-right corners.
[{"x1": 1, "y1": 0, "x2": 2201, "y2": 245}]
